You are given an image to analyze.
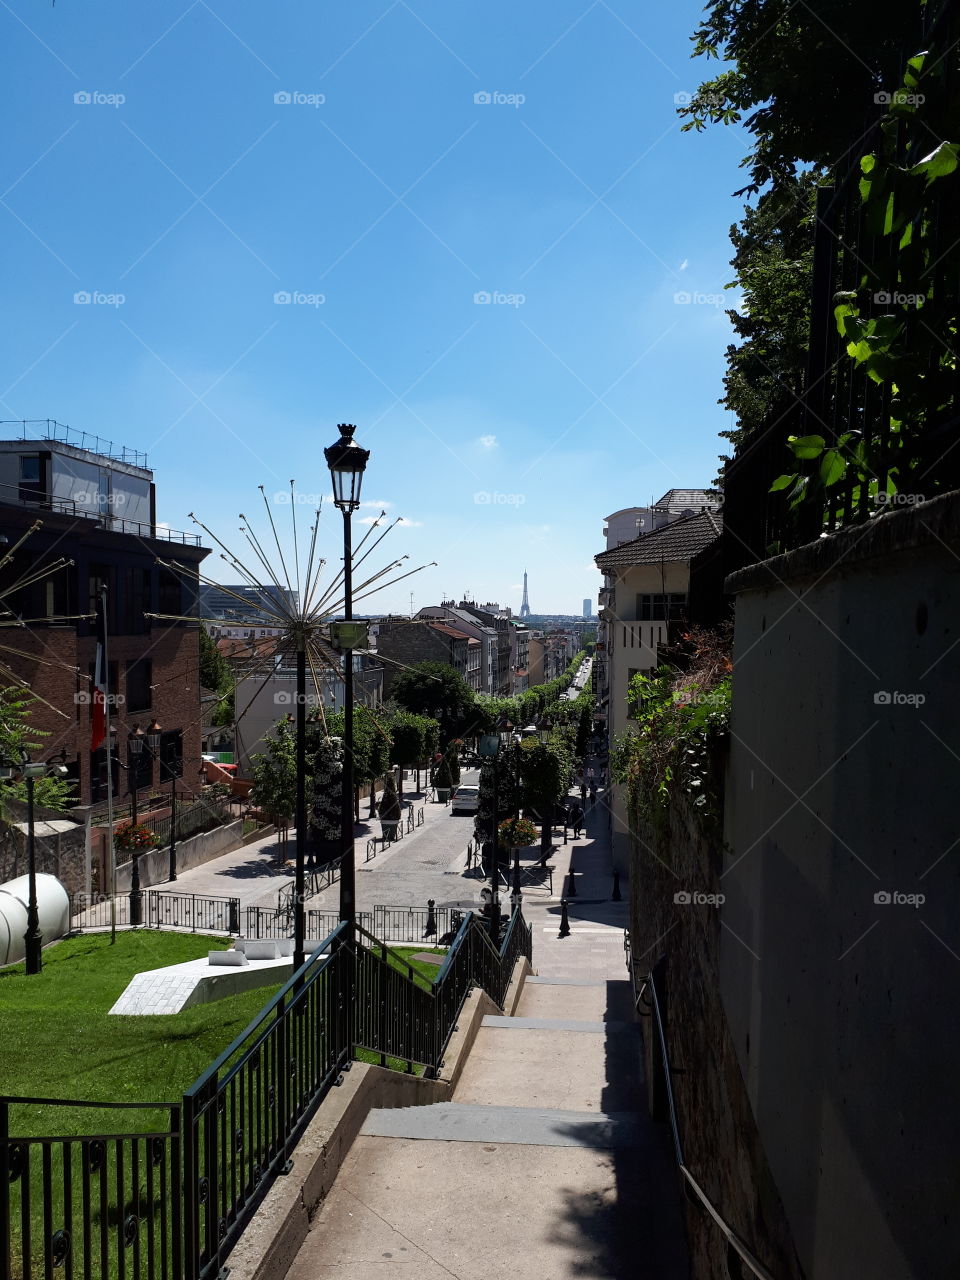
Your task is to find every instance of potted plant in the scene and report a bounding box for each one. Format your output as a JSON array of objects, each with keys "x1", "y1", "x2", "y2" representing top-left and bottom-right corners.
[
  {"x1": 114, "y1": 822, "x2": 160, "y2": 854},
  {"x1": 378, "y1": 773, "x2": 402, "y2": 840},
  {"x1": 434, "y1": 755, "x2": 454, "y2": 803},
  {"x1": 497, "y1": 815, "x2": 538, "y2": 850}
]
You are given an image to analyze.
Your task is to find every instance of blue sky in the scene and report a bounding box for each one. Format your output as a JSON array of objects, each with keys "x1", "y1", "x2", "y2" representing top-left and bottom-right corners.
[{"x1": 2, "y1": 1, "x2": 748, "y2": 616}]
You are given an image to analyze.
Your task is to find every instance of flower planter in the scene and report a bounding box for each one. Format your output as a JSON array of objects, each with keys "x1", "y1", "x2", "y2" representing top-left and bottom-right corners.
[
  {"x1": 436, "y1": 788, "x2": 451, "y2": 803},
  {"x1": 380, "y1": 820, "x2": 400, "y2": 841}
]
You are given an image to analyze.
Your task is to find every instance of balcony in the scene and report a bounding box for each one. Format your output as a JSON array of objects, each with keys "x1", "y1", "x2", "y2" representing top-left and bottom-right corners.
[{"x1": 0, "y1": 481, "x2": 201, "y2": 545}]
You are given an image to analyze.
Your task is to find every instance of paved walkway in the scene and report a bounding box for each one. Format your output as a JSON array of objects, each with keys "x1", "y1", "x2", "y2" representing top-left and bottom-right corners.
[{"x1": 283, "y1": 780, "x2": 690, "y2": 1280}]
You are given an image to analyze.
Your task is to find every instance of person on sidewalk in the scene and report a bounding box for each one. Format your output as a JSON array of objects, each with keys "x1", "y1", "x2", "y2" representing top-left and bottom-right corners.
[
  {"x1": 570, "y1": 803, "x2": 584, "y2": 838},
  {"x1": 579, "y1": 782, "x2": 587, "y2": 806},
  {"x1": 588, "y1": 781, "x2": 597, "y2": 805}
]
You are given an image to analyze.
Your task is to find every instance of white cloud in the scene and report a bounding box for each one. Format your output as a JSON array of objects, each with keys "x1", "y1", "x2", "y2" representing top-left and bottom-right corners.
[
  {"x1": 397, "y1": 517, "x2": 423, "y2": 527},
  {"x1": 679, "y1": 258, "x2": 689, "y2": 271},
  {"x1": 477, "y1": 434, "x2": 497, "y2": 449}
]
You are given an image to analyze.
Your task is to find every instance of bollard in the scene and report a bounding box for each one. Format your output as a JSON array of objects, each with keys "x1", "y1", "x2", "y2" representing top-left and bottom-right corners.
[
  {"x1": 567, "y1": 864, "x2": 577, "y2": 898},
  {"x1": 424, "y1": 898, "x2": 437, "y2": 938},
  {"x1": 558, "y1": 898, "x2": 571, "y2": 938},
  {"x1": 612, "y1": 869, "x2": 622, "y2": 902}
]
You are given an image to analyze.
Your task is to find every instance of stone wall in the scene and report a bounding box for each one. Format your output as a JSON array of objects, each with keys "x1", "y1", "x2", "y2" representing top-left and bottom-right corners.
[
  {"x1": 0, "y1": 800, "x2": 86, "y2": 896},
  {"x1": 114, "y1": 820, "x2": 244, "y2": 891},
  {"x1": 720, "y1": 491, "x2": 960, "y2": 1280},
  {"x1": 629, "y1": 789, "x2": 805, "y2": 1280}
]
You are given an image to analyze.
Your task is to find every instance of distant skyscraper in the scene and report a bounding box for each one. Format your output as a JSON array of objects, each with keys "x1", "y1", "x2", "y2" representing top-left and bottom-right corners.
[
  {"x1": 582, "y1": 597, "x2": 591, "y2": 618},
  {"x1": 519, "y1": 570, "x2": 531, "y2": 619}
]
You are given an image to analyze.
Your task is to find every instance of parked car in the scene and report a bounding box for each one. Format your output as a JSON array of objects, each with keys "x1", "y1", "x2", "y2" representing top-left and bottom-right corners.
[{"x1": 450, "y1": 785, "x2": 480, "y2": 815}]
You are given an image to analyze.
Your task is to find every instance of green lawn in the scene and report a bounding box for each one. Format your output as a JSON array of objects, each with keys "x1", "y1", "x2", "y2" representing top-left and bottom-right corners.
[{"x1": 0, "y1": 932, "x2": 282, "y2": 1136}]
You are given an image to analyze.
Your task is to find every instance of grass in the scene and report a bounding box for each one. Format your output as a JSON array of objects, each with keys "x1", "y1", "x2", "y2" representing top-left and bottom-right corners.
[{"x1": 0, "y1": 932, "x2": 282, "y2": 1137}]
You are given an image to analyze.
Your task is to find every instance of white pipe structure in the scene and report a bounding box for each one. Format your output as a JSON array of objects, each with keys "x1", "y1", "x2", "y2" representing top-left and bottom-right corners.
[{"x1": 0, "y1": 873, "x2": 70, "y2": 967}]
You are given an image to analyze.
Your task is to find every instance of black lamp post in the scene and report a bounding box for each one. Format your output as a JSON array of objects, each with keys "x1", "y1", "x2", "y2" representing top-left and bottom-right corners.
[
  {"x1": 324, "y1": 424, "x2": 370, "y2": 962},
  {"x1": 0, "y1": 750, "x2": 69, "y2": 974},
  {"x1": 127, "y1": 725, "x2": 146, "y2": 925},
  {"x1": 478, "y1": 733, "x2": 501, "y2": 942}
]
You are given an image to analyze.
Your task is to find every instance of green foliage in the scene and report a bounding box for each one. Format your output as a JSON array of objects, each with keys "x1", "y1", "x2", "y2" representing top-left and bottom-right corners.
[
  {"x1": 391, "y1": 662, "x2": 477, "y2": 742},
  {"x1": 325, "y1": 706, "x2": 392, "y2": 790},
  {"x1": 388, "y1": 710, "x2": 437, "y2": 770},
  {"x1": 433, "y1": 755, "x2": 454, "y2": 789},
  {"x1": 249, "y1": 718, "x2": 296, "y2": 828},
  {"x1": 377, "y1": 772, "x2": 402, "y2": 822},
  {"x1": 680, "y1": 0, "x2": 919, "y2": 195},
  {"x1": 0, "y1": 687, "x2": 74, "y2": 812},
  {"x1": 617, "y1": 628, "x2": 733, "y2": 837},
  {"x1": 200, "y1": 626, "x2": 235, "y2": 725}
]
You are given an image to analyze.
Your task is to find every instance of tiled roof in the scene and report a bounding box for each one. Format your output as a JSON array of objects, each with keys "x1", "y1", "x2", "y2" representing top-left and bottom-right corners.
[
  {"x1": 654, "y1": 488, "x2": 720, "y2": 511},
  {"x1": 594, "y1": 510, "x2": 722, "y2": 571},
  {"x1": 426, "y1": 621, "x2": 470, "y2": 641}
]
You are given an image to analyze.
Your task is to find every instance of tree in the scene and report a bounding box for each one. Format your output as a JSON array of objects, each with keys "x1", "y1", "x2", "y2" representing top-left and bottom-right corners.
[
  {"x1": 325, "y1": 706, "x2": 393, "y2": 819},
  {"x1": 249, "y1": 718, "x2": 296, "y2": 861},
  {"x1": 310, "y1": 733, "x2": 344, "y2": 864},
  {"x1": 0, "y1": 687, "x2": 74, "y2": 812},
  {"x1": 388, "y1": 711, "x2": 438, "y2": 801},
  {"x1": 520, "y1": 736, "x2": 571, "y2": 862},
  {"x1": 391, "y1": 662, "x2": 479, "y2": 742},
  {"x1": 679, "y1": 0, "x2": 920, "y2": 195},
  {"x1": 199, "y1": 626, "x2": 235, "y2": 726}
]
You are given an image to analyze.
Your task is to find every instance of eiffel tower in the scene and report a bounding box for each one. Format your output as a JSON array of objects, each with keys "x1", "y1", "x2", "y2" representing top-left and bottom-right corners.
[{"x1": 519, "y1": 569, "x2": 531, "y2": 619}]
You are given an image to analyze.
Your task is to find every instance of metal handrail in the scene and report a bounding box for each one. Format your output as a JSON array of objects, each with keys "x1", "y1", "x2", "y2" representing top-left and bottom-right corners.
[{"x1": 644, "y1": 966, "x2": 779, "y2": 1280}]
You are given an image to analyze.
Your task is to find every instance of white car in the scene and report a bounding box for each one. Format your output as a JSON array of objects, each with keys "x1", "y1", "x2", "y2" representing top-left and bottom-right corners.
[{"x1": 451, "y1": 785, "x2": 480, "y2": 815}]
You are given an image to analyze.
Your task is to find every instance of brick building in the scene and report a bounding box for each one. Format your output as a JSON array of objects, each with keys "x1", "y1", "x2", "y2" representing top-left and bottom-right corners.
[
  {"x1": 0, "y1": 423, "x2": 209, "y2": 808},
  {"x1": 372, "y1": 617, "x2": 479, "y2": 698}
]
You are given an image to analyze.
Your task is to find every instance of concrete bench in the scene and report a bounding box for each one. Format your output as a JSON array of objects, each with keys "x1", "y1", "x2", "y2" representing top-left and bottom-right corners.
[{"x1": 209, "y1": 950, "x2": 249, "y2": 967}]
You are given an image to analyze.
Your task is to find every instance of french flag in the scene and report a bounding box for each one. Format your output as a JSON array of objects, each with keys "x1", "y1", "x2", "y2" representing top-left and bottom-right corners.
[{"x1": 91, "y1": 591, "x2": 108, "y2": 751}]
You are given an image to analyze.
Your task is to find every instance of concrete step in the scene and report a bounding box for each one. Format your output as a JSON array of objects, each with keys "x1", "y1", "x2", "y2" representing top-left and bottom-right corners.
[{"x1": 361, "y1": 1101, "x2": 645, "y2": 1148}]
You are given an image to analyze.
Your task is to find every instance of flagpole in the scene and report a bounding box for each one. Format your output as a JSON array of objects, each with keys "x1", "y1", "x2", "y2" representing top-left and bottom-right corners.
[{"x1": 101, "y1": 585, "x2": 117, "y2": 945}]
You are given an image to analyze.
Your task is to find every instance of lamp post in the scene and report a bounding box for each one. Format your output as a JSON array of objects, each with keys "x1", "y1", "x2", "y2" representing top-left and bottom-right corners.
[
  {"x1": 324, "y1": 424, "x2": 370, "y2": 963},
  {"x1": 478, "y1": 733, "x2": 501, "y2": 942},
  {"x1": 126, "y1": 725, "x2": 145, "y2": 925},
  {"x1": 0, "y1": 751, "x2": 69, "y2": 974}
]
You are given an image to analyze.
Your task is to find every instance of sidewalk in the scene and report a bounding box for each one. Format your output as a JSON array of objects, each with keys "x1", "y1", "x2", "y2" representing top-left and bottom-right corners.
[{"x1": 284, "y1": 783, "x2": 689, "y2": 1279}]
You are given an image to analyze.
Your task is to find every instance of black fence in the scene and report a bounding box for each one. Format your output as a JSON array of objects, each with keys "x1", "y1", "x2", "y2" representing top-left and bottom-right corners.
[
  {"x1": 69, "y1": 892, "x2": 241, "y2": 935},
  {"x1": 275, "y1": 857, "x2": 342, "y2": 915},
  {"x1": 1, "y1": 911, "x2": 533, "y2": 1280}
]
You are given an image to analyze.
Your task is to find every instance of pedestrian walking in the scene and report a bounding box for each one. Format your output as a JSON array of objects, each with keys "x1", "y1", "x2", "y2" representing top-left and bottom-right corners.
[
  {"x1": 586, "y1": 766, "x2": 595, "y2": 781},
  {"x1": 570, "y1": 803, "x2": 584, "y2": 838},
  {"x1": 579, "y1": 782, "x2": 587, "y2": 805},
  {"x1": 588, "y1": 781, "x2": 597, "y2": 805}
]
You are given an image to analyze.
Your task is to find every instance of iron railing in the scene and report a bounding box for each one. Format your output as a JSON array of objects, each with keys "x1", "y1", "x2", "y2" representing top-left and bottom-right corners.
[
  {"x1": 146, "y1": 892, "x2": 240, "y2": 934},
  {"x1": 1, "y1": 910, "x2": 532, "y2": 1280},
  {"x1": 275, "y1": 857, "x2": 342, "y2": 915},
  {"x1": 629, "y1": 954, "x2": 777, "y2": 1280},
  {"x1": 0, "y1": 1097, "x2": 182, "y2": 1280}
]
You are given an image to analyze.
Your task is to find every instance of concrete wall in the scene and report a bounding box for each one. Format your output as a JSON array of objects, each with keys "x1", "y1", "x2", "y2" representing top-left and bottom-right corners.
[
  {"x1": 722, "y1": 492, "x2": 960, "y2": 1280},
  {"x1": 114, "y1": 819, "x2": 243, "y2": 891}
]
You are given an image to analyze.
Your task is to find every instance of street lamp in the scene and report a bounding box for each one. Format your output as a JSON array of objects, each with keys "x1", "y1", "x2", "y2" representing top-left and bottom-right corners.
[
  {"x1": 0, "y1": 750, "x2": 68, "y2": 973},
  {"x1": 126, "y1": 725, "x2": 146, "y2": 925},
  {"x1": 324, "y1": 424, "x2": 370, "y2": 965},
  {"x1": 478, "y1": 733, "x2": 501, "y2": 942}
]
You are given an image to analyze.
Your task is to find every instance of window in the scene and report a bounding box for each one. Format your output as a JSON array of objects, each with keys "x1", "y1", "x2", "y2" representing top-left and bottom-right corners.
[
  {"x1": 121, "y1": 567, "x2": 151, "y2": 635},
  {"x1": 636, "y1": 592, "x2": 687, "y2": 621},
  {"x1": 125, "y1": 659, "x2": 153, "y2": 713},
  {"x1": 18, "y1": 454, "x2": 44, "y2": 503},
  {"x1": 88, "y1": 564, "x2": 118, "y2": 632},
  {"x1": 127, "y1": 746, "x2": 153, "y2": 793},
  {"x1": 90, "y1": 748, "x2": 120, "y2": 802},
  {"x1": 159, "y1": 729, "x2": 183, "y2": 782}
]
